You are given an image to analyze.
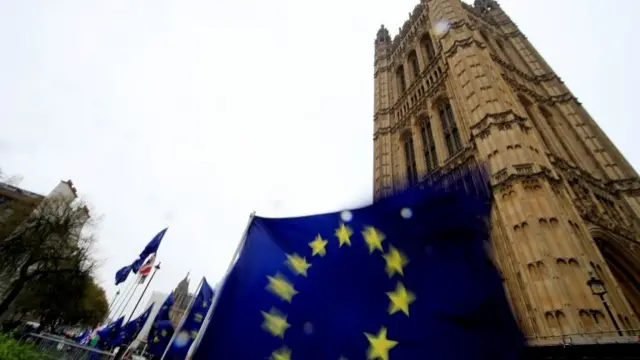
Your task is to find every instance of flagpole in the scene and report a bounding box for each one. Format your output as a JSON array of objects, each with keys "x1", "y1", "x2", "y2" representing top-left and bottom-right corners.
[
  {"x1": 116, "y1": 262, "x2": 162, "y2": 360},
  {"x1": 160, "y1": 276, "x2": 205, "y2": 360},
  {"x1": 103, "y1": 287, "x2": 123, "y2": 324},
  {"x1": 185, "y1": 211, "x2": 256, "y2": 359},
  {"x1": 115, "y1": 278, "x2": 142, "y2": 321},
  {"x1": 127, "y1": 262, "x2": 161, "y2": 324},
  {"x1": 110, "y1": 278, "x2": 137, "y2": 321},
  {"x1": 107, "y1": 290, "x2": 121, "y2": 314},
  {"x1": 109, "y1": 280, "x2": 133, "y2": 320}
]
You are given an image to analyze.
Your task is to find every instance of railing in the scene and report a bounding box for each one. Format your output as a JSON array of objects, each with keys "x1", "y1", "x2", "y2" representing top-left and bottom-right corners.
[{"x1": 24, "y1": 333, "x2": 115, "y2": 360}]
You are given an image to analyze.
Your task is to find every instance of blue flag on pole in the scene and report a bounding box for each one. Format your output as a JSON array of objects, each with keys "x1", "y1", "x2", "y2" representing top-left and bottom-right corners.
[
  {"x1": 192, "y1": 165, "x2": 525, "y2": 360},
  {"x1": 73, "y1": 330, "x2": 91, "y2": 345},
  {"x1": 148, "y1": 320, "x2": 175, "y2": 356},
  {"x1": 114, "y1": 228, "x2": 167, "y2": 283},
  {"x1": 132, "y1": 228, "x2": 168, "y2": 273},
  {"x1": 96, "y1": 316, "x2": 124, "y2": 347},
  {"x1": 114, "y1": 265, "x2": 132, "y2": 286},
  {"x1": 166, "y1": 278, "x2": 214, "y2": 359},
  {"x1": 147, "y1": 293, "x2": 176, "y2": 357},
  {"x1": 114, "y1": 303, "x2": 154, "y2": 346}
]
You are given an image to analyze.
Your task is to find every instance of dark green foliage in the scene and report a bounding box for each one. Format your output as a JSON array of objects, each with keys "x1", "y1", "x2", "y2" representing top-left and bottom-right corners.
[{"x1": 0, "y1": 333, "x2": 44, "y2": 360}]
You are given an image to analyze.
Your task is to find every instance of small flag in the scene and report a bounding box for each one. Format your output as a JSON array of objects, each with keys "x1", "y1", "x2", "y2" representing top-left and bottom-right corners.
[
  {"x1": 138, "y1": 254, "x2": 156, "y2": 284},
  {"x1": 73, "y1": 330, "x2": 91, "y2": 345},
  {"x1": 114, "y1": 228, "x2": 167, "y2": 284},
  {"x1": 114, "y1": 303, "x2": 155, "y2": 347},
  {"x1": 96, "y1": 317, "x2": 124, "y2": 348},
  {"x1": 114, "y1": 265, "x2": 132, "y2": 286},
  {"x1": 132, "y1": 228, "x2": 168, "y2": 273}
]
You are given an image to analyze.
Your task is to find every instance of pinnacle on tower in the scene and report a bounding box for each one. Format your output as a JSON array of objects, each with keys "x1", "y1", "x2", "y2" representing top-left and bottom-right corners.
[
  {"x1": 375, "y1": 25, "x2": 391, "y2": 45},
  {"x1": 474, "y1": 0, "x2": 499, "y2": 12}
]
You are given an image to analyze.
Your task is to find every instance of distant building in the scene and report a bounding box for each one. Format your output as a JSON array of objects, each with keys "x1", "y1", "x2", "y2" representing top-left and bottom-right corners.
[
  {"x1": 0, "y1": 180, "x2": 88, "y2": 311},
  {"x1": 373, "y1": 0, "x2": 640, "y2": 354},
  {"x1": 169, "y1": 273, "x2": 194, "y2": 327},
  {"x1": 0, "y1": 179, "x2": 83, "y2": 232},
  {"x1": 130, "y1": 274, "x2": 195, "y2": 351}
]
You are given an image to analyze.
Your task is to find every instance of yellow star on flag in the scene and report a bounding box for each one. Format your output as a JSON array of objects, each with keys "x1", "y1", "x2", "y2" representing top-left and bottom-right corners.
[
  {"x1": 194, "y1": 312, "x2": 204, "y2": 323},
  {"x1": 266, "y1": 273, "x2": 298, "y2": 303},
  {"x1": 386, "y1": 281, "x2": 416, "y2": 316},
  {"x1": 383, "y1": 245, "x2": 409, "y2": 278},
  {"x1": 153, "y1": 336, "x2": 159, "y2": 343},
  {"x1": 362, "y1": 226, "x2": 386, "y2": 254},
  {"x1": 285, "y1": 253, "x2": 312, "y2": 277},
  {"x1": 261, "y1": 307, "x2": 291, "y2": 338},
  {"x1": 160, "y1": 329, "x2": 167, "y2": 337},
  {"x1": 335, "y1": 223, "x2": 353, "y2": 247},
  {"x1": 364, "y1": 327, "x2": 398, "y2": 360},
  {"x1": 309, "y1": 234, "x2": 328, "y2": 257},
  {"x1": 190, "y1": 330, "x2": 199, "y2": 339},
  {"x1": 270, "y1": 346, "x2": 292, "y2": 360}
]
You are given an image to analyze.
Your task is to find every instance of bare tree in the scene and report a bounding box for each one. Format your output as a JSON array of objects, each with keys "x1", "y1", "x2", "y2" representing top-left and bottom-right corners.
[
  {"x1": 0, "y1": 168, "x2": 23, "y2": 187},
  {"x1": 0, "y1": 195, "x2": 98, "y2": 318}
]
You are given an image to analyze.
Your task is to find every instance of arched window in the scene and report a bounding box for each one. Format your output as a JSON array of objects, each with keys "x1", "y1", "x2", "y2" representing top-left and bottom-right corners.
[
  {"x1": 403, "y1": 134, "x2": 418, "y2": 186},
  {"x1": 396, "y1": 65, "x2": 407, "y2": 94},
  {"x1": 421, "y1": 34, "x2": 436, "y2": 63},
  {"x1": 438, "y1": 101, "x2": 462, "y2": 155},
  {"x1": 408, "y1": 50, "x2": 420, "y2": 79},
  {"x1": 419, "y1": 116, "x2": 438, "y2": 172}
]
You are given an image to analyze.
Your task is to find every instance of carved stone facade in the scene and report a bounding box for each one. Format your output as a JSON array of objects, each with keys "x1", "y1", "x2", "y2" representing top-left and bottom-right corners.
[{"x1": 373, "y1": 0, "x2": 640, "y2": 344}]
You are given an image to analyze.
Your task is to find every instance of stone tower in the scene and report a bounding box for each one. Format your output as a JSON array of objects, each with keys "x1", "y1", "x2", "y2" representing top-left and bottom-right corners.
[
  {"x1": 373, "y1": 0, "x2": 640, "y2": 344},
  {"x1": 169, "y1": 272, "x2": 193, "y2": 326}
]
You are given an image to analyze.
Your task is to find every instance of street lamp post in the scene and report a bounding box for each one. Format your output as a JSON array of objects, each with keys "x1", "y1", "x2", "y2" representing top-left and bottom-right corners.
[{"x1": 587, "y1": 273, "x2": 623, "y2": 336}]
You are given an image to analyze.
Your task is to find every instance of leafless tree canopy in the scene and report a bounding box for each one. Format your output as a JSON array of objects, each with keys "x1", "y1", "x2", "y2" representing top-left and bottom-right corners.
[{"x1": 0, "y1": 193, "x2": 100, "y2": 319}]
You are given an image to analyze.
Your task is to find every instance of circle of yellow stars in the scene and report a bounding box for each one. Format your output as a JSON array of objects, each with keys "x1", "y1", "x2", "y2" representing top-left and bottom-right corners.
[{"x1": 260, "y1": 212, "x2": 415, "y2": 360}]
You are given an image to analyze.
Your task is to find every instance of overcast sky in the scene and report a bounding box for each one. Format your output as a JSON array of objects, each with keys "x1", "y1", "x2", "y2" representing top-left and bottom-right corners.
[{"x1": 1, "y1": 0, "x2": 639, "y2": 318}]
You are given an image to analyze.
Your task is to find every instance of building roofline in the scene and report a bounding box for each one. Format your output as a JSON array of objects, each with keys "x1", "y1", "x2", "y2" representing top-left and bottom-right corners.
[{"x1": 0, "y1": 182, "x2": 45, "y2": 200}]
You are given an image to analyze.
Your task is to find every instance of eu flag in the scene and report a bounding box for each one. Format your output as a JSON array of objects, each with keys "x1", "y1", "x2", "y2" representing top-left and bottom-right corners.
[
  {"x1": 166, "y1": 278, "x2": 214, "y2": 359},
  {"x1": 148, "y1": 320, "x2": 174, "y2": 357},
  {"x1": 114, "y1": 303, "x2": 154, "y2": 346},
  {"x1": 73, "y1": 330, "x2": 91, "y2": 345},
  {"x1": 96, "y1": 316, "x2": 123, "y2": 347},
  {"x1": 115, "y1": 264, "x2": 132, "y2": 286},
  {"x1": 193, "y1": 165, "x2": 524, "y2": 360},
  {"x1": 132, "y1": 228, "x2": 168, "y2": 273},
  {"x1": 147, "y1": 293, "x2": 176, "y2": 357}
]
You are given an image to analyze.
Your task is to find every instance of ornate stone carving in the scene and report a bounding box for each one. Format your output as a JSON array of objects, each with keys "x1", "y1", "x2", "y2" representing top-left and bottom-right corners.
[{"x1": 374, "y1": 0, "x2": 640, "y2": 338}]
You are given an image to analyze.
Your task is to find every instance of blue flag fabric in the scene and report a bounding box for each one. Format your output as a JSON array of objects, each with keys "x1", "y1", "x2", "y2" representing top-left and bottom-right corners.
[
  {"x1": 96, "y1": 316, "x2": 123, "y2": 347},
  {"x1": 114, "y1": 228, "x2": 167, "y2": 282},
  {"x1": 73, "y1": 330, "x2": 91, "y2": 345},
  {"x1": 130, "y1": 257, "x2": 144, "y2": 274},
  {"x1": 148, "y1": 320, "x2": 175, "y2": 356},
  {"x1": 114, "y1": 265, "x2": 132, "y2": 286},
  {"x1": 146, "y1": 293, "x2": 176, "y2": 357},
  {"x1": 132, "y1": 228, "x2": 168, "y2": 273},
  {"x1": 193, "y1": 165, "x2": 525, "y2": 360},
  {"x1": 166, "y1": 278, "x2": 214, "y2": 359},
  {"x1": 114, "y1": 303, "x2": 154, "y2": 346},
  {"x1": 157, "y1": 292, "x2": 176, "y2": 323}
]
